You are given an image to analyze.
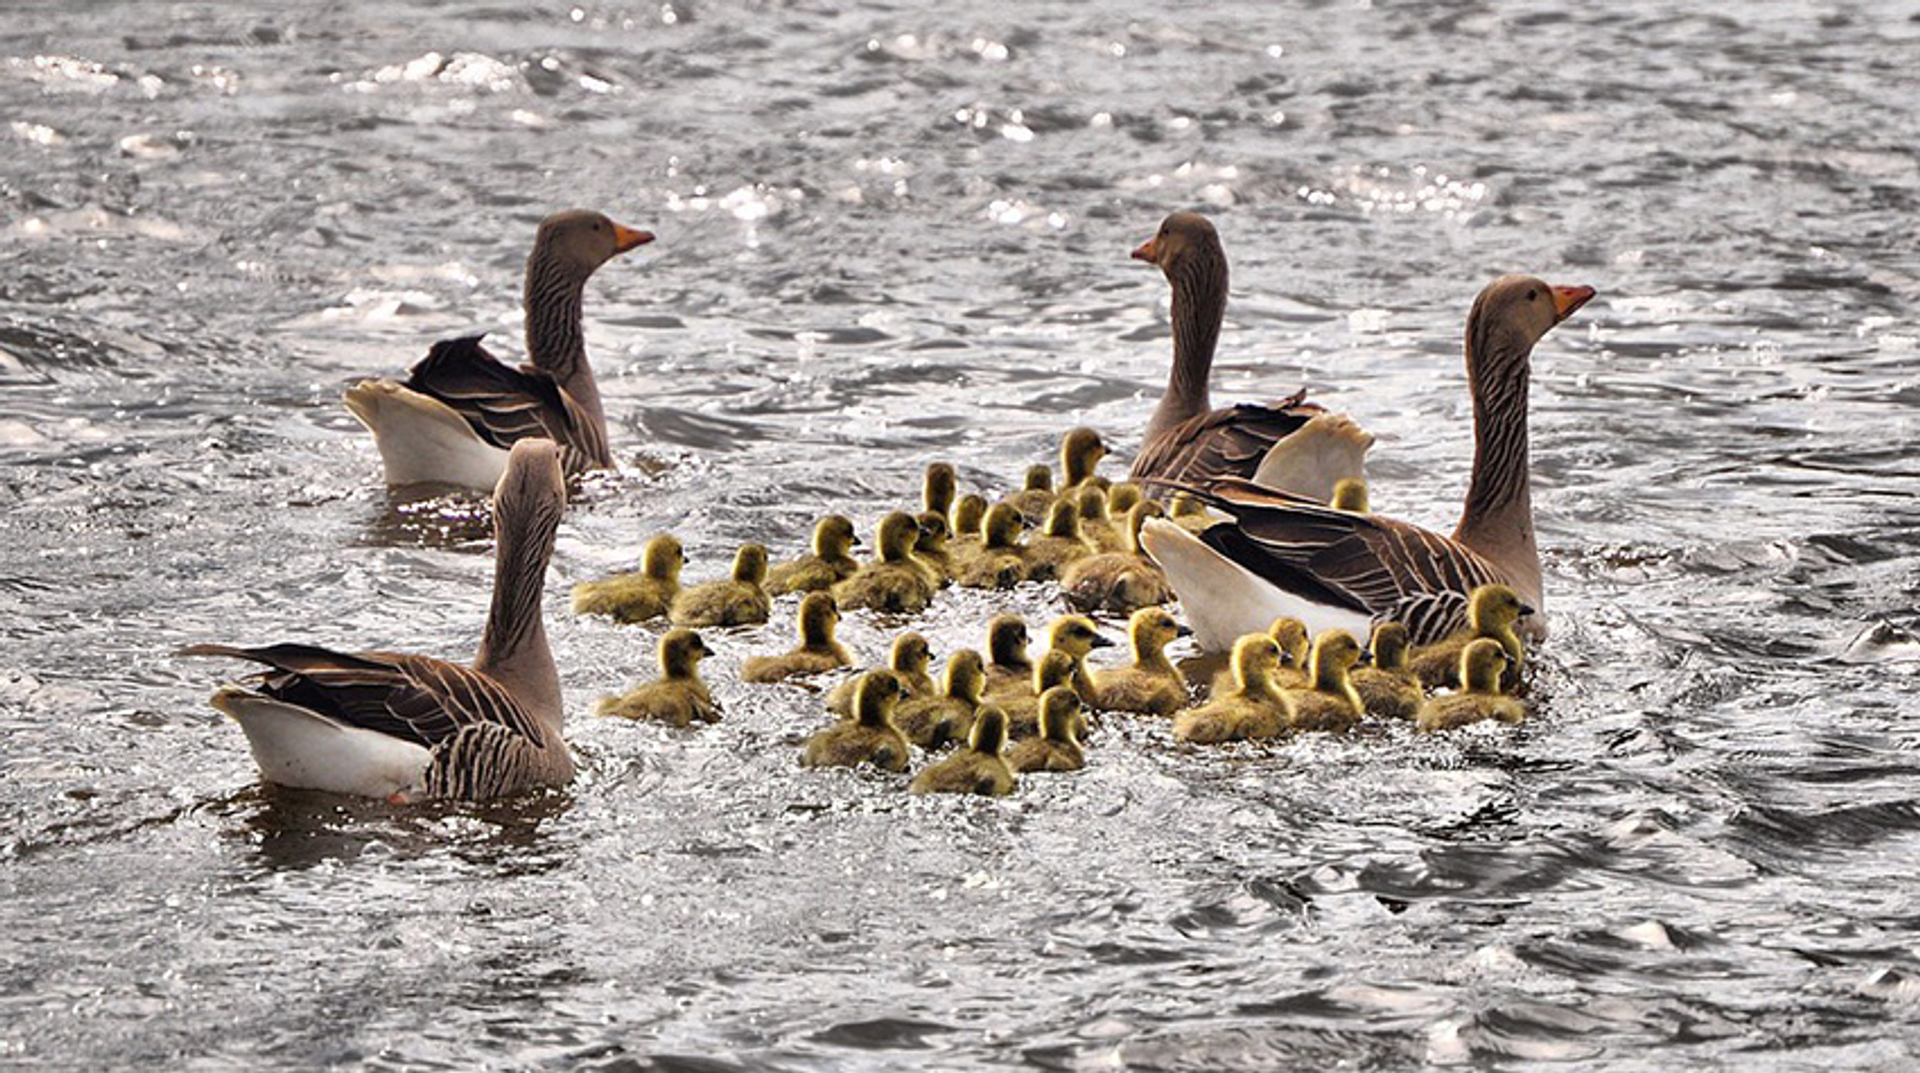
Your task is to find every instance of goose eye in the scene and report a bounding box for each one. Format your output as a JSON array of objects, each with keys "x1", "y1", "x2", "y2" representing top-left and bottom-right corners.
[{"x1": 1525, "y1": 289, "x2": 1538, "y2": 301}]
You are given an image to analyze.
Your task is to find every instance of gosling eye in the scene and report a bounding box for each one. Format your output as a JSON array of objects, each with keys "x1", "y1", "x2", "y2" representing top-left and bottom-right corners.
[{"x1": 1525, "y1": 288, "x2": 1538, "y2": 301}]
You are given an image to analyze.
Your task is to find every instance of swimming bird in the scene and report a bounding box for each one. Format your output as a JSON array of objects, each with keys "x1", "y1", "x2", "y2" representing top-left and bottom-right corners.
[
  {"x1": 894, "y1": 648, "x2": 986, "y2": 749},
  {"x1": 1107, "y1": 481, "x2": 1145, "y2": 515},
  {"x1": 1407, "y1": 583, "x2": 1531, "y2": 689},
  {"x1": 996, "y1": 648, "x2": 1080, "y2": 736},
  {"x1": 669, "y1": 543, "x2": 771, "y2": 628},
  {"x1": 826, "y1": 631, "x2": 935, "y2": 715},
  {"x1": 982, "y1": 614, "x2": 1034, "y2": 696},
  {"x1": 740, "y1": 592, "x2": 853, "y2": 684},
  {"x1": 1172, "y1": 634, "x2": 1294, "y2": 745},
  {"x1": 953, "y1": 502, "x2": 1028, "y2": 590},
  {"x1": 1061, "y1": 499, "x2": 1174, "y2": 614},
  {"x1": 1005, "y1": 464, "x2": 1056, "y2": 526},
  {"x1": 1352, "y1": 621, "x2": 1423, "y2": 720},
  {"x1": 1281, "y1": 630, "x2": 1366, "y2": 733},
  {"x1": 1023, "y1": 497, "x2": 1094, "y2": 582},
  {"x1": 801, "y1": 671, "x2": 911, "y2": 772},
  {"x1": 1208, "y1": 616, "x2": 1310, "y2": 695},
  {"x1": 1169, "y1": 492, "x2": 1213, "y2": 532},
  {"x1": 344, "y1": 210, "x2": 652, "y2": 489},
  {"x1": 1140, "y1": 274, "x2": 1595, "y2": 651},
  {"x1": 766, "y1": 514, "x2": 860, "y2": 596},
  {"x1": 570, "y1": 533, "x2": 683, "y2": 624},
  {"x1": 598, "y1": 628, "x2": 719, "y2": 726},
  {"x1": 1125, "y1": 211, "x2": 1372, "y2": 497},
  {"x1": 834, "y1": 511, "x2": 939, "y2": 614},
  {"x1": 1416, "y1": 639, "x2": 1526, "y2": 731},
  {"x1": 1005, "y1": 687, "x2": 1088, "y2": 773},
  {"x1": 950, "y1": 493, "x2": 988, "y2": 547},
  {"x1": 1060, "y1": 427, "x2": 1108, "y2": 491},
  {"x1": 909, "y1": 706, "x2": 1016, "y2": 796},
  {"x1": 178, "y1": 439, "x2": 572, "y2": 801},
  {"x1": 1090, "y1": 607, "x2": 1188, "y2": 716},
  {"x1": 1074, "y1": 485, "x2": 1126, "y2": 554},
  {"x1": 923, "y1": 461, "x2": 959, "y2": 517},
  {"x1": 912, "y1": 510, "x2": 954, "y2": 587}
]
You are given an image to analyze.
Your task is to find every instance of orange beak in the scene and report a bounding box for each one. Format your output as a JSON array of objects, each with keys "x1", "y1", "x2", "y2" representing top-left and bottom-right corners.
[
  {"x1": 1550, "y1": 284, "x2": 1595, "y2": 322},
  {"x1": 611, "y1": 221, "x2": 656, "y2": 253},
  {"x1": 1130, "y1": 237, "x2": 1159, "y2": 264}
]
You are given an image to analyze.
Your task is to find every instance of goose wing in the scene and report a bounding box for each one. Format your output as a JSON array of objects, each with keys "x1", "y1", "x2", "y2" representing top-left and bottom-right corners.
[
  {"x1": 1191, "y1": 478, "x2": 1505, "y2": 644},
  {"x1": 1129, "y1": 392, "x2": 1322, "y2": 485},
  {"x1": 402, "y1": 335, "x2": 609, "y2": 471},
  {"x1": 178, "y1": 642, "x2": 551, "y2": 751}
]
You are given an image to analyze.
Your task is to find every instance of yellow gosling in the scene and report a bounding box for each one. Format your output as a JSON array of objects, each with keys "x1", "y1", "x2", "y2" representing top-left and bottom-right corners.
[
  {"x1": 997, "y1": 648, "x2": 1079, "y2": 736},
  {"x1": 1005, "y1": 464, "x2": 1056, "y2": 525},
  {"x1": 923, "y1": 461, "x2": 959, "y2": 517},
  {"x1": 1328, "y1": 478, "x2": 1370, "y2": 513},
  {"x1": 1173, "y1": 634, "x2": 1295, "y2": 744},
  {"x1": 1006, "y1": 686, "x2": 1088, "y2": 773},
  {"x1": 1212, "y1": 615, "x2": 1310, "y2": 694},
  {"x1": 894, "y1": 648, "x2": 986, "y2": 750},
  {"x1": 912, "y1": 510, "x2": 954, "y2": 587},
  {"x1": 1075, "y1": 485, "x2": 1126, "y2": 554},
  {"x1": 1060, "y1": 427, "x2": 1108, "y2": 490},
  {"x1": 597, "y1": 628, "x2": 718, "y2": 727},
  {"x1": 1416, "y1": 639, "x2": 1527, "y2": 731},
  {"x1": 826, "y1": 631, "x2": 935, "y2": 715},
  {"x1": 766, "y1": 514, "x2": 860, "y2": 596},
  {"x1": 833, "y1": 511, "x2": 938, "y2": 614},
  {"x1": 1282, "y1": 630, "x2": 1366, "y2": 733},
  {"x1": 801, "y1": 671, "x2": 911, "y2": 772},
  {"x1": 1408, "y1": 583, "x2": 1531, "y2": 689},
  {"x1": 740, "y1": 592, "x2": 853, "y2": 684},
  {"x1": 1061, "y1": 500, "x2": 1173, "y2": 614},
  {"x1": 571, "y1": 533, "x2": 684, "y2": 624},
  {"x1": 1090, "y1": 607, "x2": 1188, "y2": 716},
  {"x1": 1023, "y1": 497, "x2": 1094, "y2": 582},
  {"x1": 1352, "y1": 622, "x2": 1422, "y2": 720},
  {"x1": 954, "y1": 502, "x2": 1028, "y2": 589},
  {"x1": 982, "y1": 613, "x2": 1033, "y2": 696},
  {"x1": 909, "y1": 706, "x2": 1015, "y2": 796},
  {"x1": 668, "y1": 543, "x2": 770, "y2": 628}
]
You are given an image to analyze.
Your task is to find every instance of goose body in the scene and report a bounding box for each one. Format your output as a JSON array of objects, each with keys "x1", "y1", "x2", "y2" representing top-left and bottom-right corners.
[
  {"x1": 1417, "y1": 639, "x2": 1527, "y2": 731},
  {"x1": 599, "y1": 628, "x2": 719, "y2": 726},
  {"x1": 1125, "y1": 212, "x2": 1371, "y2": 496},
  {"x1": 802, "y1": 672, "x2": 911, "y2": 772},
  {"x1": 740, "y1": 593, "x2": 853, "y2": 684},
  {"x1": 180, "y1": 440, "x2": 571, "y2": 801},
  {"x1": 1142, "y1": 275, "x2": 1595, "y2": 652},
  {"x1": 766, "y1": 514, "x2": 860, "y2": 596},
  {"x1": 344, "y1": 211, "x2": 651, "y2": 489},
  {"x1": 670, "y1": 544, "x2": 771, "y2": 628},
  {"x1": 571, "y1": 534, "x2": 683, "y2": 623},
  {"x1": 910, "y1": 706, "x2": 1016, "y2": 796}
]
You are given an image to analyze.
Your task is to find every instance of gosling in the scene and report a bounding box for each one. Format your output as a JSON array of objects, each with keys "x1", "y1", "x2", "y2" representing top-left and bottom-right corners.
[
  {"x1": 1352, "y1": 621, "x2": 1422, "y2": 720},
  {"x1": 1061, "y1": 500, "x2": 1174, "y2": 614},
  {"x1": 1089, "y1": 606, "x2": 1188, "y2": 716},
  {"x1": 669, "y1": 543, "x2": 771, "y2": 628},
  {"x1": 1004, "y1": 464, "x2": 1055, "y2": 525},
  {"x1": 953, "y1": 502, "x2": 1028, "y2": 589},
  {"x1": 571, "y1": 533, "x2": 683, "y2": 624},
  {"x1": 740, "y1": 592, "x2": 853, "y2": 683},
  {"x1": 1408, "y1": 583, "x2": 1531, "y2": 689},
  {"x1": 1005, "y1": 686, "x2": 1088, "y2": 773},
  {"x1": 1416, "y1": 639, "x2": 1527, "y2": 731},
  {"x1": 596, "y1": 628, "x2": 718, "y2": 727},
  {"x1": 894, "y1": 648, "x2": 987, "y2": 749},
  {"x1": 1023, "y1": 497, "x2": 1094, "y2": 582},
  {"x1": 766, "y1": 514, "x2": 860, "y2": 596},
  {"x1": 1173, "y1": 634, "x2": 1294, "y2": 744},
  {"x1": 1281, "y1": 630, "x2": 1366, "y2": 733},
  {"x1": 909, "y1": 706, "x2": 1016, "y2": 796},
  {"x1": 833, "y1": 511, "x2": 938, "y2": 614},
  {"x1": 826, "y1": 630, "x2": 936, "y2": 715},
  {"x1": 801, "y1": 671, "x2": 911, "y2": 772}
]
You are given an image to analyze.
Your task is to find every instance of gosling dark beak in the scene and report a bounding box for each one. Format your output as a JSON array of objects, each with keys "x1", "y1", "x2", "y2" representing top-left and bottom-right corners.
[
  {"x1": 1089, "y1": 633, "x2": 1116, "y2": 649},
  {"x1": 1550, "y1": 285, "x2": 1594, "y2": 323},
  {"x1": 1358, "y1": 649, "x2": 1374, "y2": 667},
  {"x1": 1518, "y1": 602, "x2": 1538, "y2": 618},
  {"x1": 1175, "y1": 624, "x2": 1194, "y2": 638},
  {"x1": 611, "y1": 221, "x2": 655, "y2": 253},
  {"x1": 1130, "y1": 237, "x2": 1158, "y2": 263}
]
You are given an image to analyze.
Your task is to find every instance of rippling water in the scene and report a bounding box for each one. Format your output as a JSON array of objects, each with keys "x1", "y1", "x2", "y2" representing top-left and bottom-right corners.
[{"x1": 3, "y1": 1, "x2": 1919, "y2": 1068}]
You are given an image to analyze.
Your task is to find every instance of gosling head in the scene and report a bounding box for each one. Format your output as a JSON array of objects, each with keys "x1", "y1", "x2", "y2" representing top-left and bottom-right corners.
[
  {"x1": 1047, "y1": 614, "x2": 1111, "y2": 658},
  {"x1": 731, "y1": 543, "x2": 769, "y2": 586},
  {"x1": 812, "y1": 514, "x2": 859, "y2": 559},
  {"x1": 1061, "y1": 427, "x2": 1107, "y2": 485},
  {"x1": 1033, "y1": 648, "x2": 1078, "y2": 693},
  {"x1": 641, "y1": 533, "x2": 685, "y2": 582},
  {"x1": 914, "y1": 510, "x2": 950, "y2": 554},
  {"x1": 531, "y1": 209, "x2": 654, "y2": 283},
  {"x1": 951, "y1": 493, "x2": 988, "y2": 538},
  {"x1": 796, "y1": 592, "x2": 840, "y2": 645},
  {"x1": 889, "y1": 631, "x2": 933, "y2": 676},
  {"x1": 1466, "y1": 584, "x2": 1532, "y2": 633},
  {"x1": 1266, "y1": 617, "x2": 1310, "y2": 669},
  {"x1": 1076, "y1": 485, "x2": 1111, "y2": 526},
  {"x1": 1043, "y1": 497, "x2": 1083, "y2": 541},
  {"x1": 987, "y1": 613, "x2": 1031, "y2": 667},
  {"x1": 875, "y1": 511, "x2": 921, "y2": 562},
  {"x1": 1307, "y1": 629, "x2": 1364, "y2": 688},
  {"x1": 1458, "y1": 638, "x2": 1516, "y2": 695},
  {"x1": 852, "y1": 670, "x2": 905, "y2": 726},
  {"x1": 1229, "y1": 633, "x2": 1282, "y2": 692},
  {"x1": 969, "y1": 705, "x2": 1009, "y2": 755},
  {"x1": 1329, "y1": 478, "x2": 1370, "y2": 513},
  {"x1": 1366, "y1": 621, "x2": 1411, "y2": 672},
  {"x1": 943, "y1": 648, "x2": 987, "y2": 703},
  {"x1": 1129, "y1": 606, "x2": 1183, "y2": 657},
  {"x1": 923, "y1": 461, "x2": 958, "y2": 516},
  {"x1": 659, "y1": 628, "x2": 712, "y2": 678},
  {"x1": 1036, "y1": 686, "x2": 1084, "y2": 745},
  {"x1": 982, "y1": 502, "x2": 1025, "y2": 550},
  {"x1": 1021, "y1": 464, "x2": 1053, "y2": 494}
]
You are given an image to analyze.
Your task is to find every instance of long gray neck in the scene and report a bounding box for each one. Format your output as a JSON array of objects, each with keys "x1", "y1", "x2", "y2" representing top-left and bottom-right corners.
[
  {"x1": 1452, "y1": 317, "x2": 1540, "y2": 607},
  {"x1": 474, "y1": 507, "x2": 563, "y2": 731},
  {"x1": 1146, "y1": 252, "x2": 1227, "y2": 441},
  {"x1": 524, "y1": 255, "x2": 601, "y2": 420}
]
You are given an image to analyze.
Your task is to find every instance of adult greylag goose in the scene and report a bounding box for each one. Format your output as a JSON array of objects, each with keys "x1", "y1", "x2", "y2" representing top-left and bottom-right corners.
[
  {"x1": 1126, "y1": 212, "x2": 1372, "y2": 497},
  {"x1": 1142, "y1": 274, "x2": 1594, "y2": 652},
  {"x1": 178, "y1": 439, "x2": 571, "y2": 801},
  {"x1": 598, "y1": 628, "x2": 719, "y2": 725},
  {"x1": 344, "y1": 210, "x2": 652, "y2": 489}
]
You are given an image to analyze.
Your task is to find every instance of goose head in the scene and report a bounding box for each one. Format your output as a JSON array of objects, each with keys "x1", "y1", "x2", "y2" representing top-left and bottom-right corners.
[
  {"x1": 1306, "y1": 629, "x2": 1364, "y2": 691},
  {"x1": 1266, "y1": 617, "x2": 1310, "y2": 670},
  {"x1": 531, "y1": 209, "x2": 654, "y2": 283},
  {"x1": 982, "y1": 502, "x2": 1025, "y2": 550},
  {"x1": 1046, "y1": 614, "x2": 1111, "y2": 659},
  {"x1": 987, "y1": 613, "x2": 1031, "y2": 668},
  {"x1": 731, "y1": 543, "x2": 769, "y2": 586},
  {"x1": 1129, "y1": 606, "x2": 1183, "y2": 660},
  {"x1": 659, "y1": 627, "x2": 712, "y2": 679},
  {"x1": 1131, "y1": 211, "x2": 1224, "y2": 279},
  {"x1": 796, "y1": 592, "x2": 840, "y2": 647},
  {"x1": 914, "y1": 511, "x2": 951, "y2": 556},
  {"x1": 1061, "y1": 427, "x2": 1108, "y2": 486},
  {"x1": 1032, "y1": 648, "x2": 1078, "y2": 694},
  {"x1": 1036, "y1": 686, "x2": 1085, "y2": 745},
  {"x1": 889, "y1": 632, "x2": 933, "y2": 677},
  {"x1": 1467, "y1": 583, "x2": 1532, "y2": 635},
  {"x1": 852, "y1": 671, "x2": 905, "y2": 728},
  {"x1": 1076, "y1": 485, "x2": 1111, "y2": 527},
  {"x1": 1042, "y1": 497, "x2": 1084, "y2": 541},
  {"x1": 812, "y1": 514, "x2": 859, "y2": 560},
  {"x1": 1021, "y1": 464, "x2": 1053, "y2": 494},
  {"x1": 1366, "y1": 621, "x2": 1411, "y2": 672},
  {"x1": 1107, "y1": 481, "x2": 1144, "y2": 515},
  {"x1": 1465, "y1": 275, "x2": 1596, "y2": 384},
  {"x1": 1123, "y1": 499, "x2": 1167, "y2": 553},
  {"x1": 944, "y1": 648, "x2": 987, "y2": 703},
  {"x1": 969, "y1": 705, "x2": 1009, "y2": 756},
  {"x1": 923, "y1": 462, "x2": 958, "y2": 516},
  {"x1": 1229, "y1": 633, "x2": 1283, "y2": 694},
  {"x1": 875, "y1": 511, "x2": 921, "y2": 563},
  {"x1": 1458, "y1": 638, "x2": 1516, "y2": 695},
  {"x1": 641, "y1": 533, "x2": 685, "y2": 583}
]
